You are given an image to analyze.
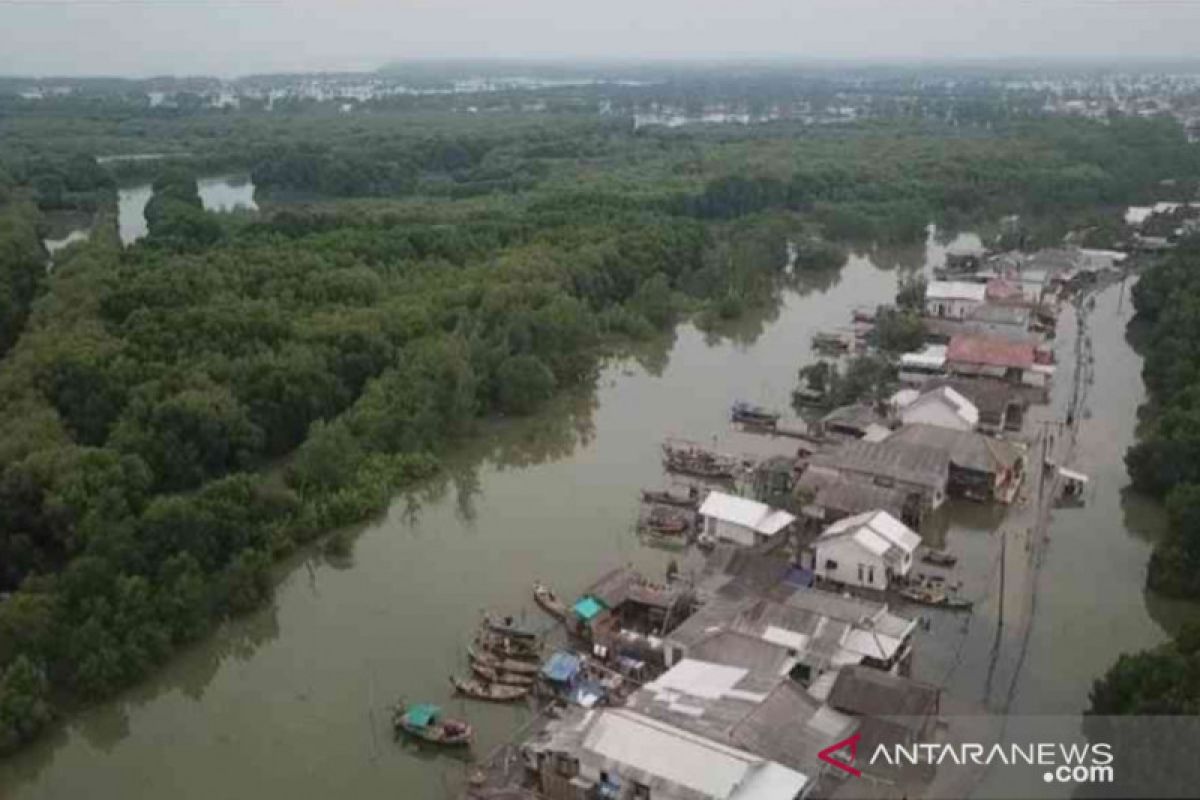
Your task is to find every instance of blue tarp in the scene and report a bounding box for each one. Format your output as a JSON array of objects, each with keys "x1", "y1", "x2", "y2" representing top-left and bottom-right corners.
[
  {"x1": 573, "y1": 596, "x2": 605, "y2": 621},
  {"x1": 784, "y1": 566, "x2": 815, "y2": 587},
  {"x1": 541, "y1": 651, "x2": 582, "y2": 683}
]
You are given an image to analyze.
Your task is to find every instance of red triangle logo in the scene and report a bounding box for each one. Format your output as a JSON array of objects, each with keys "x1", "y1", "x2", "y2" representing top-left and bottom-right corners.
[{"x1": 818, "y1": 732, "x2": 862, "y2": 777}]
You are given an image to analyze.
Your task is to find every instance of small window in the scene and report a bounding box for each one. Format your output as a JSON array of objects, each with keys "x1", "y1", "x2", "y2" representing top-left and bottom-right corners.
[
  {"x1": 868, "y1": 565, "x2": 875, "y2": 584},
  {"x1": 633, "y1": 782, "x2": 651, "y2": 799},
  {"x1": 857, "y1": 563, "x2": 865, "y2": 582},
  {"x1": 825, "y1": 559, "x2": 838, "y2": 571}
]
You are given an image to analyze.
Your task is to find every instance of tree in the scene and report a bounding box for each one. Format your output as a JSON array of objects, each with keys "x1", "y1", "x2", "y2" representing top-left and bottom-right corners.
[
  {"x1": 0, "y1": 656, "x2": 52, "y2": 754},
  {"x1": 496, "y1": 354, "x2": 557, "y2": 415}
]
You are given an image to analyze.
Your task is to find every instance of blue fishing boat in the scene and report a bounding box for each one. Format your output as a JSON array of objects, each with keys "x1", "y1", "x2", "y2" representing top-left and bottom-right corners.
[{"x1": 391, "y1": 702, "x2": 473, "y2": 746}]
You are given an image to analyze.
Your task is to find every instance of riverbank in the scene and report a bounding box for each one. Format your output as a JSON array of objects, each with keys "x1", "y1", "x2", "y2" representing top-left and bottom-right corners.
[{"x1": 0, "y1": 238, "x2": 1183, "y2": 800}]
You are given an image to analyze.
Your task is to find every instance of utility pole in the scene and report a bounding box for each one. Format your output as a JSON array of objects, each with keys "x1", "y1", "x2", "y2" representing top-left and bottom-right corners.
[{"x1": 997, "y1": 527, "x2": 1006, "y2": 631}]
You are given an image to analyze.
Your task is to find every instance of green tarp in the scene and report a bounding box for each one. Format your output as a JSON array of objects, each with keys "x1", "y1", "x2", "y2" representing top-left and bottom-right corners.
[
  {"x1": 573, "y1": 596, "x2": 605, "y2": 621},
  {"x1": 404, "y1": 704, "x2": 440, "y2": 727}
]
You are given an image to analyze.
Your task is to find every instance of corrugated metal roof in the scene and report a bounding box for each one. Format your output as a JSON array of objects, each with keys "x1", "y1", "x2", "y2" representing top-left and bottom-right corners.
[
  {"x1": 583, "y1": 709, "x2": 808, "y2": 799},
  {"x1": 926, "y1": 281, "x2": 987, "y2": 302},
  {"x1": 947, "y1": 334, "x2": 1035, "y2": 369},
  {"x1": 700, "y1": 492, "x2": 796, "y2": 536},
  {"x1": 820, "y1": 510, "x2": 921, "y2": 557},
  {"x1": 808, "y1": 439, "x2": 949, "y2": 490}
]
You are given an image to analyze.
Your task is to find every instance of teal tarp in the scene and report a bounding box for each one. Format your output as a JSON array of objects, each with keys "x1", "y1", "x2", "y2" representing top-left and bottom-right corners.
[
  {"x1": 404, "y1": 704, "x2": 440, "y2": 727},
  {"x1": 573, "y1": 596, "x2": 604, "y2": 621}
]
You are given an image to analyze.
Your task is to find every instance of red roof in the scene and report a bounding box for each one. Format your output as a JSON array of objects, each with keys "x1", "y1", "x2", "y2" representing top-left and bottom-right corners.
[
  {"x1": 947, "y1": 335, "x2": 1035, "y2": 369},
  {"x1": 985, "y1": 278, "x2": 1025, "y2": 303}
]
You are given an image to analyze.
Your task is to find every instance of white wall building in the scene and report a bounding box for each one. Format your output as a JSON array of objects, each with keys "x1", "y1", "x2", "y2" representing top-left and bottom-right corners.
[
  {"x1": 814, "y1": 510, "x2": 920, "y2": 591},
  {"x1": 699, "y1": 492, "x2": 796, "y2": 547},
  {"x1": 897, "y1": 386, "x2": 979, "y2": 432},
  {"x1": 925, "y1": 281, "x2": 988, "y2": 320}
]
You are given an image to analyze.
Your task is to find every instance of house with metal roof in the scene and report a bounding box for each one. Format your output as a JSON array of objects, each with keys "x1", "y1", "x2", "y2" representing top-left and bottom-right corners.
[
  {"x1": 793, "y1": 469, "x2": 919, "y2": 529},
  {"x1": 664, "y1": 580, "x2": 918, "y2": 683},
  {"x1": 895, "y1": 386, "x2": 979, "y2": 432},
  {"x1": 698, "y1": 491, "x2": 797, "y2": 548},
  {"x1": 813, "y1": 511, "x2": 920, "y2": 591},
  {"x1": 522, "y1": 707, "x2": 811, "y2": 800},
  {"x1": 625, "y1": 657, "x2": 858, "y2": 783},
  {"x1": 886, "y1": 423, "x2": 1026, "y2": 503},
  {"x1": 945, "y1": 333, "x2": 1052, "y2": 387},
  {"x1": 924, "y1": 281, "x2": 987, "y2": 320},
  {"x1": 805, "y1": 438, "x2": 949, "y2": 511}
]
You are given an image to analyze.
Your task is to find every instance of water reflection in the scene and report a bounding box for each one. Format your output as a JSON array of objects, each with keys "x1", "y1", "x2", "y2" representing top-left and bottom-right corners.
[{"x1": 116, "y1": 175, "x2": 257, "y2": 245}]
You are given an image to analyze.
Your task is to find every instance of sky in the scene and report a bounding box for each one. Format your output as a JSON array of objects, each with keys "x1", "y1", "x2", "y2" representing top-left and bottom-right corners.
[{"x1": 1, "y1": 0, "x2": 1199, "y2": 77}]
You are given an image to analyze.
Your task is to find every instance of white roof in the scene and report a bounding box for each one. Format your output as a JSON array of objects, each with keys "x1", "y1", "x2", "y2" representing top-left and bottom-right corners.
[
  {"x1": 889, "y1": 388, "x2": 920, "y2": 408},
  {"x1": 699, "y1": 491, "x2": 796, "y2": 536},
  {"x1": 649, "y1": 659, "x2": 750, "y2": 700},
  {"x1": 1058, "y1": 467, "x2": 1089, "y2": 483},
  {"x1": 927, "y1": 281, "x2": 987, "y2": 303},
  {"x1": 819, "y1": 510, "x2": 921, "y2": 556},
  {"x1": 1125, "y1": 206, "x2": 1154, "y2": 226},
  {"x1": 900, "y1": 344, "x2": 947, "y2": 370},
  {"x1": 907, "y1": 386, "x2": 980, "y2": 427},
  {"x1": 584, "y1": 709, "x2": 808, "y2": 799}
]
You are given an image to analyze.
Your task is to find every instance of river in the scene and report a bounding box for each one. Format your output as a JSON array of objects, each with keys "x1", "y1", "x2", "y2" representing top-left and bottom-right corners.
[
  {"x1": 0, "y1": 237, "x2": 1190, "y2": 799},
  {"x1": 116, "y1": 175, "x2": 258, "y2": 245}
]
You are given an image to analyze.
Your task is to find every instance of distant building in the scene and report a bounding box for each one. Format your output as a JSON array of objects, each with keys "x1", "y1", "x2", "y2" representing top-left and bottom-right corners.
[
  {"x1": 698, "y1": 492, "x2": 797, "y2": 548},
  {"x1": 894, "y1": 385, "x2": 979, "y2": 432},
  {"x1": 925, "y1": 281, "x2": 987, "y2": 320},
  {"x1": 813, "y1": 510, "x2": 920, "y2": 591},
  {"x1": 898, "y1": 344, "x2": 948, "y2": 385}
]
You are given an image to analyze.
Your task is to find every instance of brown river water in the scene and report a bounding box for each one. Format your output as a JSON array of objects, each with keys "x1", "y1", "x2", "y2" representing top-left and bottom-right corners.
[{"x1": 0, "y1": 235, "x2": 1194, "y2": 799}]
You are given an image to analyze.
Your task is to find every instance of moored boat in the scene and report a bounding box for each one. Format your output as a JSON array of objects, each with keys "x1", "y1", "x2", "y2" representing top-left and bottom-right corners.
[
  {"x1": 467, "y1": 646, "x2": 540, "y2": 675},
  {"x1": 641, "y1": 506, "x2": 691, "y2": 535},
  {"x1": 533, "y1": 581, "x2": 569, "y2": 619},
  {"x1": 640, "y1": 487, "x2": 700, "y2": 508},
  {"x1": 450, "y1": 675, "x2": 530, "y2": 702},
  {"x1": 731, "y1": 401, "x2": 780, "y2": 427},
  {"x1": 662, "y1": 442, "x2": 739, "y2": 480},
  {"x1": 391, "y1": 701, "x2": 473, "y2": 746},
  {"x1": 898, "y1": 586, "x2": 972, "y2": 611},
  {"x1": 470, "y1": 661, "x2": 535, "y2": 686},
  {"x1": 483, "y1": 614, "x2": 539, "y2": 641},
  {"x1": 474, "y1": 632, "x2": 540, "y2": 661},
  {"x1": 921, "y1": 550, "x2": 958, "y2": 567}
]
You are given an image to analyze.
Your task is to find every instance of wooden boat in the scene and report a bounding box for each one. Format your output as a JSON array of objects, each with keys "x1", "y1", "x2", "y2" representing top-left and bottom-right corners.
[
  {"x1": 640, "y1": 487, "x2": 700, "y2": 508},
  {"x1": 450, "y1": 675, "x2": 530, "y2": 702},
  {"x1": 662, "y1": 443, "x2": 739, "y2": 480},
  {"x1": 811, "y1": 331, "x2": 851, "y2": 353},
  {"x1": 640, "y1": 530, "x2": 688, "y2": 550},
  {"x1": 391, "y1": 702, "x2": 473, "y2": 746},
  {"x1": 898, "y1": 586, "x2": 973, "y2": 612},
  {"x1": 474, "y1": 632, "x2": 540, "y2": 661},
  {"x1": 470, "y1": 661, "x2": 535, "y2": 687},
  {"x1": 641, "y1": 506, "x2": 691, "y2": 535},
  {"x1": 533, "y1": 581, "x2": 569, "y2": 619},
  {"x1": 467, "y1": 646, "x2": 540, "y2": 675},
  {"x1": 731, "y1": 401, "x2": 779, "y2": 427},
  {"x1": 483, "y1": 614, "x2": 539, "y2": 641},
  {"x1": 921, "y1": 550, "x2": 958, "y2": 567}
]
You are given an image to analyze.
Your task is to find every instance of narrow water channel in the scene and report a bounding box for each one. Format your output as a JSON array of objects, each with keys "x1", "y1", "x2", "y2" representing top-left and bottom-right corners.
[
  {"x1": 117, "y1": 175, "x2": 258, "y2": 245},
  {"x1": 0, "y1": 240, "x2": 1187, "y2": 800}
]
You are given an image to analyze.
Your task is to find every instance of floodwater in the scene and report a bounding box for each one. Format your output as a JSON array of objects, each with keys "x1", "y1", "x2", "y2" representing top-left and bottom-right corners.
[
  {"x1": 0, "y1": 236, "x2": 1188, "y2": 800},
  {"x1": 117, "y1": 175, "x2": 257, "y2": 245}
]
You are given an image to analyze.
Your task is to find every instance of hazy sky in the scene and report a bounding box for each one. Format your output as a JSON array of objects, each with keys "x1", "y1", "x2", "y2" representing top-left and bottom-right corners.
[{"x1": 2, "y1": 0, "x2": 1199, "y2": 77}]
